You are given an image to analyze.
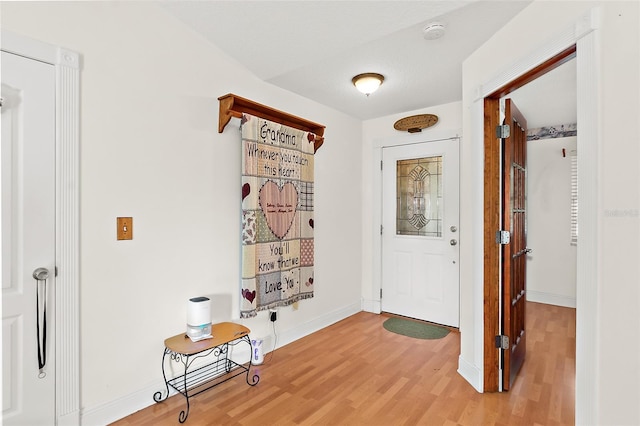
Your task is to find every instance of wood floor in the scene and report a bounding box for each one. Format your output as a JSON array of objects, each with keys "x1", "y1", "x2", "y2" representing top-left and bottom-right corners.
[{"x1": 112, "y1": 302, "x2": 575, "y2": 426}]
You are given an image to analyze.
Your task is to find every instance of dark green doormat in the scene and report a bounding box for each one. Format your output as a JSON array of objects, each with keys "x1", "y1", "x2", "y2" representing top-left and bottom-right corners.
[{"x1": 383, "y1": 317, "x2": 450, "y2": 340}]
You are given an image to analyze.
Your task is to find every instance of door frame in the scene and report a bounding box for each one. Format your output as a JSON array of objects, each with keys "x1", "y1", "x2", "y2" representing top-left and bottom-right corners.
[
  {"x1": 362, "y1": 128, "x2": 462, "y2": 314},
  {"x1": 2, "y1": 31, "x2": 80, "y2": 425},
  {"x1": 477, "y1": 8, "x2": 600, "y2": 424},
  {"x1": 369, "y1": 129, "x2": 461, "y2": 316},
  {"x1": 483, "y1": 46, "x2": 576, "y2": 392}
]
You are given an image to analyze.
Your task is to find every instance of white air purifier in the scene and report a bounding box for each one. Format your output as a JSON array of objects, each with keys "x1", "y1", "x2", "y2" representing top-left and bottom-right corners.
[{"x1": 186, "y1": 297, "x2": 212, "y2": 341}]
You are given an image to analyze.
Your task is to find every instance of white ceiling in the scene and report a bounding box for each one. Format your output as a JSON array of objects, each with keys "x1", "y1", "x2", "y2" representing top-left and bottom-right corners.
[
  {"x1": 509, "y1": 57, "x2": 576, "y2": 129},
  {"x1": 161, "y1": 0, "x2": 576, "y2": 126}
]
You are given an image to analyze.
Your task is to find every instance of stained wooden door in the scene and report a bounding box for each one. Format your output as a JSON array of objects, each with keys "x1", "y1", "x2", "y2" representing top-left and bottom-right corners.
[{"x1": 501, "y1": 99, "x2": 528, "y2": 390}]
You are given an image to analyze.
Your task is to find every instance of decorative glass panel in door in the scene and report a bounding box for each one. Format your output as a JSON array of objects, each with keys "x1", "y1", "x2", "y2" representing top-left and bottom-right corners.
[{"x1": 396, "y1": 156, "x2": 442, "y2": 237}]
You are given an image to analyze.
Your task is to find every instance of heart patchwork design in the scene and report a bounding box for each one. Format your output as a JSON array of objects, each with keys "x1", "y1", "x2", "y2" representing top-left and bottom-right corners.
[
  {"x1": 242, "y1": 289, "x2": 256, "y2": 303},
  {"x1": 259, "y1": 181, "x2": 298, "y2": 239},
  {"x1": 242, "y1": 183, "x2": 251, "y2": 201}
]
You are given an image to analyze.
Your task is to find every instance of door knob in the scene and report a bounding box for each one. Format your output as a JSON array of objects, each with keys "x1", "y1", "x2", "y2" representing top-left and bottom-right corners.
[
  {"x1": 32, "y1": 267, "x2": 49, "y2": 281},
  {"x1": 450, "y1": 239, "x2": 457, "y2": 246}
]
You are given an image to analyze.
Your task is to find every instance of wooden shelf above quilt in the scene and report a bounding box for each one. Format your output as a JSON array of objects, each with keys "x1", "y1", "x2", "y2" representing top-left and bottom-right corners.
[{"x1": 218, "y1": 93, "x2": 325, "y2": 152}]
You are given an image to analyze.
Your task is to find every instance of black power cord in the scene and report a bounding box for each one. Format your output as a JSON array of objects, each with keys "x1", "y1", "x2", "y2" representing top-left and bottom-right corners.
[{"x1": 265, "y1": 316, "x2": 278, "y2": 364}]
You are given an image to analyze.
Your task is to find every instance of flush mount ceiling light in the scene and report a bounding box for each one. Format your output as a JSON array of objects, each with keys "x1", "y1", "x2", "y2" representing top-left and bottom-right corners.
[{"x1": 352, "y1": 73, "x2": 384, "y2": 96}]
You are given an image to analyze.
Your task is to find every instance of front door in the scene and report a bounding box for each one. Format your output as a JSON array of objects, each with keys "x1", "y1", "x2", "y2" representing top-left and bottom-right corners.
[
  {"x1": 381, "y1": 139, "x2": 459, "y2": 327},
  {"x1": 501, "y1": 98, "x2": 528, "y2": 390},
  {"x1": 2, "y1": 51, "x2": 56, "y2": 425}
]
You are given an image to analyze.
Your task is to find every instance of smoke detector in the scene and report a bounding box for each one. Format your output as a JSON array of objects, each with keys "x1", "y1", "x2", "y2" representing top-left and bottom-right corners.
[{"x1": 423, "y1": 22, "x2": 446, "y2": 40}]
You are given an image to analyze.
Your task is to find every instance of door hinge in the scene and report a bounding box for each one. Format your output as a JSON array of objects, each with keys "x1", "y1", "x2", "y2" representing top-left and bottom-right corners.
[
  {"x1": 381, "y1": 160, "x2": 383, "y2": 171},
  {"x1": 496, "y1": 230, "x2": 511, "y2": 245},
  {"x1": 495, "y1": 335, "x2": 509, "y2": 349},
  {"x1": 380, "y1": 288, "x2": 382, "y2": 299},
  {"x1": 496, "y1": 124, "x2": 510, "y2": 139},
  {"x1": 380, "y1": 225, "x2": 383, "y2": 235}
]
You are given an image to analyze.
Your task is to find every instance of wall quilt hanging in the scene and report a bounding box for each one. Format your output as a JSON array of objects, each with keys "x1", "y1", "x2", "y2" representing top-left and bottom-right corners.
[{"x1": 240, "y1": 114, "x2": 316, "y2": 318}]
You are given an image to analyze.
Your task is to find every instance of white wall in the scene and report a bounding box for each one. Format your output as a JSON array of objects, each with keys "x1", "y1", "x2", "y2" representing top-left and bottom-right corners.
[
  {"x1": 0, "y1": 2, "x2": 363, "y2": 423},
  {"x1": 526, "y1": 136, "x2": 577, "y2": 308},
  {"x1": 461, "y1": 1, "x2": 639, "y2": 424}
]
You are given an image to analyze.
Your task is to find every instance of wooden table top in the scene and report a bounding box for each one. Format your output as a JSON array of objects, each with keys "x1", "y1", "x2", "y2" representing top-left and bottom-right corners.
[{"x1": 164, "y1": 322, "x2": 251, "y2": 355}]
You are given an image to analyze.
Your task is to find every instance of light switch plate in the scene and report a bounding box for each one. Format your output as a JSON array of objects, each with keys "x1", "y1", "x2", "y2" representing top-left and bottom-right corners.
[{"x1": 117, "y1": 217, "x2": 133, "y2": 240}]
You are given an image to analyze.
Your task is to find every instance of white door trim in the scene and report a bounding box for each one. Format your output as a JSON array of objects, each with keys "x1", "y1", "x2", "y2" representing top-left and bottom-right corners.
[
  {"x1": 2, "y1": 30, "x2": 81, "y2": 425},
  {"x1": 467, "y1": 8, "x2": 599, "y2": 424},
  {"x1": 366, "y1": 129, "x2": 461, "y2": 315}
]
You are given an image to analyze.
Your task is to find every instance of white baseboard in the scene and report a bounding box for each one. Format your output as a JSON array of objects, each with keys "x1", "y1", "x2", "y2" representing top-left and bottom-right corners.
[
  {"x1": 57, "y1": 411, "x2": 81, "y2": 426},
  {"x1": 82, "y1": 302, "x2": 362, "y2": 425},
  {"x1": 457, "y1": 355, "x2": 483, "y2": 393},
  {"x1": 80, "y1": 379, "x2": 170, "y2": 426},
  {"x1": 527, "y1": 290, "x2": 576, "y2": 308},
  {"x1": 274, "y1": 302, "x2": 361, "y2": 350},
  {"x1": 361, "y1": 298, "x2": 381, "y2": 314}
]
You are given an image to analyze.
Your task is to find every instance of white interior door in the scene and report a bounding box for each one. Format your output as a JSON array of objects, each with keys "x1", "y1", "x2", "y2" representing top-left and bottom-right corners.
[
  {"x1": 381, "y1": 139, "x2": 459, "y2": 327},
  {"x1": 2, "y1": 51, "x2": 56, "y2": 425}
]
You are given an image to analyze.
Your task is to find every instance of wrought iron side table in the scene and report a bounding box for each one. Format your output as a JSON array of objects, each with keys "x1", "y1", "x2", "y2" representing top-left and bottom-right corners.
[{"x1": 153, "y1": 322, "x2": 259, "y2": 423}]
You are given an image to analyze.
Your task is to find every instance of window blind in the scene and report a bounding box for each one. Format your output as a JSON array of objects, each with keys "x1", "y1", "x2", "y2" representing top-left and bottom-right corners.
[{"x1": 570, "y1": 154, "x2": 578, "y2": 245}]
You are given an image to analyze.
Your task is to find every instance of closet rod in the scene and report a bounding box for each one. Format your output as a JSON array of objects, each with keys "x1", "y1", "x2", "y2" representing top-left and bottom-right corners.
[{"x1": 218, "y1": 93, "x2": 325, "y2": 152}]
